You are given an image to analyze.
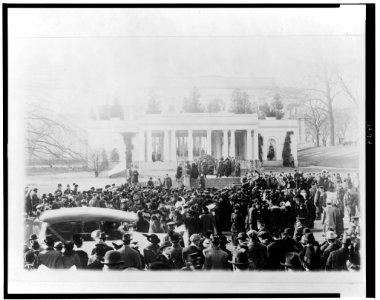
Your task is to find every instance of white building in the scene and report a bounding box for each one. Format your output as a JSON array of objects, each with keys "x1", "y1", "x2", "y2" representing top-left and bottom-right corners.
[{"x1": 86, "y1": 109, "x2": 302, "y2": 174}]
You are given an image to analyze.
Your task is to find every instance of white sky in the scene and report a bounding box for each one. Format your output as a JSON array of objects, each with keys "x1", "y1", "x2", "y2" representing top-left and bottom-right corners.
[{"x1": 8, "y1": 6, "x2": 366, "y2": 115}]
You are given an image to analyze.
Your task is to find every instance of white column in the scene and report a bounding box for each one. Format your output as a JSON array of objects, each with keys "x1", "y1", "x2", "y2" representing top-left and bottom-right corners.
[
  {"x1": 171, "y1": 130, "x2": 176, "y2": 162},
  {"x1": 253, "y1": 129, "x2": 259, "y2": 160},
  {"x1": 223, "y1": 129, "x2": 228, "y2": 158},
  {"x1": 147, "y1": 130, "x2": 152, "y2": 162},
  {"x1": 207, "y1": 130, "x2": 212, "y2": 155},
  {"x1": 246, "y1": 129, "x2": 252, "y2": 160},
  {"x1": 230, "y1": 130, "x2": 235, "y2": 158},
  {"x1": 138, "y1": 131, "x2": 145, "y2": 162},
  {"x1": 164, "y1": 130, "x2": 170, "y2": 162},
  {"x1": 188, "y1": 130, "x2": 193, "y2": 162}
]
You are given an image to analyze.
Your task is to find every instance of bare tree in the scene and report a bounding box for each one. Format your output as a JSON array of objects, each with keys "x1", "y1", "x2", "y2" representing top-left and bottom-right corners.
[
  {"x1": 336, "y1": 73, "x2": 359, "y2": 109},
  {"x1": 303, "y1": 99, "x2": 328, "y2": 147},
  {"x1": 303, "y1": 65, "x2": 343, "y2": 146},
  {"x1": 26, "y1": 103, "x2": 87, "y2": 166}
]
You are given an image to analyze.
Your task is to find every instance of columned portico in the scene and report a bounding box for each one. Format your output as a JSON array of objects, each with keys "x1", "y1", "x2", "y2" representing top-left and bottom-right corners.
[
  {"x1": 246, "y1": 128, "x2": 253, "y2": 160},
  {"x1": 164, "y1": 130, "x2": 170, "y2": 161},
  {"x1": 222, "y1": 130, "x2": 228, "y2": 158},
  {"x1": 207, "y1": 130, "x2": 212, "y2": 155},
  {"x1": 146, "y1": 130, "x2": 152, "y2": 162},
  {"x1": 230, "y1": 130, "x2": 236, "y2": 157},
  {"x1": 188, "y1": 130, "x2": 194, "y2": 161},
  {"x1": 171, "y1": 130, "x2": 176, "y2": 161}
]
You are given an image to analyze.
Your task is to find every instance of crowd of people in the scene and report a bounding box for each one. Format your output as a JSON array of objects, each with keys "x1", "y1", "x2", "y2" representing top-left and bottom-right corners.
[{"x1": 24, "y1": 169, "x2": 361, "y2": 272}]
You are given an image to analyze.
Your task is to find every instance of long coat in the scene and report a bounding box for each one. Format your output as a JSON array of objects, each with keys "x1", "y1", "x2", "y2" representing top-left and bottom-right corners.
[
  {"x1": 203, "y1": 246, "x2": 229, "y2": 270},
  {"x1": 322, "y1": 205, "x2": 337, "y2": 230}
]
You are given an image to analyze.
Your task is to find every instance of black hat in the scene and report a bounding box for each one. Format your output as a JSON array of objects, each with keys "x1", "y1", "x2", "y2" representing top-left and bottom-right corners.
[
  {"x1": 29, "y1": 234, "x2": 38, "y2": 241},
  {"x1": 169, "y1": 233, "x2": 180, "y2": 243},
  {"x1": 122, "y1": 233, "x2": 132, "y2": 242},
  {"x1": 44, "y1": 234, "x2": 55, "y2": 245},
  {"x1": 143, "y1": 234, "x2": 161, "y2": 244},
  {"x1": 103, "y1": 250, "x2": 124, "y2": 265},
  {"x1": 305, "y1": 232, "x2": 315, "y2": 243}
]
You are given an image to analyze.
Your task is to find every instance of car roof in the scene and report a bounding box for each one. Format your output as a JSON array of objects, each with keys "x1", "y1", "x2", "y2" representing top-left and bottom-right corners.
[{"x1": 39, "y1": 207, "x2": 138, "y2": 224}]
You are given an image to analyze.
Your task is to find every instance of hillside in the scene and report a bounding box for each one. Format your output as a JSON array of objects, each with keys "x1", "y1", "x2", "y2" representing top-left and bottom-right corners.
[{"x1": 298, "y1": 146, "x2": 359, "y2": 169}]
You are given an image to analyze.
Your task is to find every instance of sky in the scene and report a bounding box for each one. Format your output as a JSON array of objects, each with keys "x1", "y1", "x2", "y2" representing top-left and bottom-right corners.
[{"x1": 8, "y1": 6, "x2": 366, "y2": 116}]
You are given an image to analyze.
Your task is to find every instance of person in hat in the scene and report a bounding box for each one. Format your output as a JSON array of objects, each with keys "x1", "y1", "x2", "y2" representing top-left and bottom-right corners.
[
  {"x1": 169, "y1": 233, "x2": 184, "y2": 269},
  {"x1": 36, "y1": 235, "x2": 64, "y2": 269},
  {"x1": 142, "y1": 234, "x2": 161, "y2": 266},
  {"x1": 149, "y1": 215, "x2": 165, "y2": 234},
  {"x1": 117, "y1": 233, "x2": 143, "y2": 270},
  {"x1": 154, "y1": 241, "x2": 175, "y2": 270},
  {"x1": 320, "y1": 231, "x2": 341, "y2": 268},
  {"x1": 54, "y1": 184, "x2": 63, "y2": 197},
  {"x1": 62, "y1": 241, "x2": 81, "y2": 269},
  {"x1": 28, "y1": 234, "x2": 41, "y2": 250},
  {"x1": 72, "y1": 233, "x2": 89, "y2": 269},
  {"x1": 247, "y1": 230, "x2": 268, "y2": 270},
  {"x1": 103, "y1": 250, "x2": 125, "y2": 271},
  {"x1": 314, "y1": 185, "x2": 327, "y2": 220},
  {"x1": 182, "y1": 234, "x2": 204, "y2": 270},
  {"x1": 347, "y1": 215, "x2": 360, "y2": 239},
  {"x1": 24, "y1": 250, "x2": 37, "y2": 270},
  {"x1": 203, "y1": 235, "x2": 229, "y2": 270},
  {"x1": 229, "y1": 245, "x2": 251, "y2": 271},
  {"x1": 64, "y1": 184, "x2": 71, "y2": 195},
  {"x1": 134, "y1": 211, "x2": 150, "y2": 233},
  {"x1": 299, "y1": 233, "x2": 321, "y2": 271},
  {"x1": 54, "y1": 241, "x2": 63, "y2": 252},
  {"x1": 230, "y1": 206, "x2": 245, "y2": 246},
  {"x1": 321, "y1": 195, "x2": 337, "y2": 233},
  {"x1": 199, "y1": 206, "x2": 217, "y2": 236},
  {"x1": 30, "y1": 188, "x2": 40, "y2": 213},
  {"x1": 325, "y1": 236, "x2": 352, "y2": 271},
  {"x1": 87, "y1": 244, "x2": 106, "y2": 270},
  {"x1": 280, "y1": 252, "x2": 303, "y2": 271},
  {"x1": 147, "y1": 177, "x2": 154, "y2": 188}
]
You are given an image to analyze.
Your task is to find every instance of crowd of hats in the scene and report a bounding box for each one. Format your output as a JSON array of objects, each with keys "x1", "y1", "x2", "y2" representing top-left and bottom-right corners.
[{"x1": 24, "y1": 170, "x2": 360, "y2": 271}]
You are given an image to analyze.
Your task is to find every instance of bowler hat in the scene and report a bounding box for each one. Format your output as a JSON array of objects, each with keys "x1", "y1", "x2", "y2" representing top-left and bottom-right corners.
[
  {"x1": 44, "y1": 234, "x2": 55, "y2": 245},
  {"x1": 169, "y1": 233, "x2": 180, "y2": 243},
  {"x1": 341, "y1": 236, "x2": 352, "y2": 245},
  {"x1": 122, "y1": 233, "x2": 132, "y2": 242},
  {"x1": 29, "y1": 234, "x2": 38, "y2": 241},
  {"x1": 103, "y1": 250, "x2": 124, "y2": 265}
]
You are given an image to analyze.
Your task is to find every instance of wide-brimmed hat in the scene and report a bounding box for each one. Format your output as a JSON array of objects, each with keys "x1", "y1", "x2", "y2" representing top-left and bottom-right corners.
[
  {"x1": 160, "y1": 241, "x2": 172, "y2": 251},
  {"x1": 143, "y1": 234, "x2": 161, "y2": 244},
  {"x1": 103, "y1": 250, "x2": 124, "y2": 265},
  {"x1": 281, "y1": 252, "x2": 302, "y2": 269}
]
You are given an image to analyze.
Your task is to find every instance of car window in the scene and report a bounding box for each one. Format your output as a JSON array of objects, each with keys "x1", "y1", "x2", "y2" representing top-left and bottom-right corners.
[{"x1": 46, "y1": 221, "x2": 124, "y2": 242}]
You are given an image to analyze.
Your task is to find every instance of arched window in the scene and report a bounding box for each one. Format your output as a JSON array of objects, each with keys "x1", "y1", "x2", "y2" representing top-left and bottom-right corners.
[{"x1": 267, "y1": 138, "x2": 277, "y2": 161}]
